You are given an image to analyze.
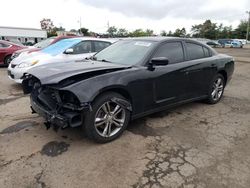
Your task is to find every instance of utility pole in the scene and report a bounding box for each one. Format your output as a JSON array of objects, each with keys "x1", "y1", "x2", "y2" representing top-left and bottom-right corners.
[
  {"x1": 246, "y1": 11, "x2": 250, "y2": 42},
  {"x1": 78, "y1": 17, "x2": 82, "y2": 36},
  {"x1": 107, "y1": 21, "x2": 110, "y2": 31}
]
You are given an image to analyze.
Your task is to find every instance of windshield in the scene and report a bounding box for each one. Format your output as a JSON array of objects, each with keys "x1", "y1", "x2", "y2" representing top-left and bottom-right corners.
[
  {"x1": 34, "y1": 38, "x2": 55, "y2": 48},
  {"x1": 94, "y1": 40, "x2": 156, "y2": 65},
  {"x1": 41, "y1": 38, "x2": 82, "y2": 56}
]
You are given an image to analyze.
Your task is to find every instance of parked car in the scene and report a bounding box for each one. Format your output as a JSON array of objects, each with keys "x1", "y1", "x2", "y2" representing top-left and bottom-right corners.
[
  {"x1": 218, "y1": 39, "x2": 243, "y2": 48},
  {"x1": 0, "y1": 40, "x2": 26, "y2": 65},
  {"x1": 22, "y1": 37, "x2": 234, "y2": 143},
  {"x1": 225, "y1": 40, "x2": 243, "y2": 48},
  {"x1": 206, "y1": 41, "x2": 222, "y2": 48},
  {"x1": 10, "y1": 36, "x2": 79, "y2": 61},
  {"x1": 8, "y1": 37, "x2": 113, "y2": 83},
  {"x1": 218, "y1": 39, "x2": 231, "y2": 47}
]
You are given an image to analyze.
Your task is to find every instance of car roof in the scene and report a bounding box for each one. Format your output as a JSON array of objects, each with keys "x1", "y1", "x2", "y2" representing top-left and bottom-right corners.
[
  {"x1": 0, "y1": 40, "x2": 22, "y2": 46},
  {"x1": 119, "y1": 37, "x2": 212, "y2": 44},
  {"x1": 58, "y1": 37, "x2": 117, "y2": 43}
]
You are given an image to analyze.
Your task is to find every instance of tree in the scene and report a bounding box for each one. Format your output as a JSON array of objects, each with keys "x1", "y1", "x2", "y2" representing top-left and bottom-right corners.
[
  {"x1": 128, "y1": 29, "x2": 154, "y2": 37},
  {"x1": 167, "y1": 31, "x2": 173, "y2": 36},
  {"x1": 145, "y1": 29, "x2": 154, "y2": 36},
  {"x1": 234, "y1": 20, "x2": 248, "y2": 39},
  {"x1": 160, "y1": 30, "x2": 167, "y2": 36},
  {"x1": 79, "y1": 27, "x2": 90, "y2": 36},
  {"x1": 107, "y1": 26, "x2": 118, "y2": 37},
  {"x1": 54, "y1": 26, "x2": 65, "y2": 31},
  {"x1": 173, "y1": 28, "x2": 186, "y2": 37},
  {"x1": 191, "y1": 20, "x2": 217, "y2": 39},
  {"x1": 40, "y1": 18, "x2": 54, "y2": 32},
  {"x1": 117, "y1": 28, "x2": 128, "y2": 37},
  {"x1": 70, "y1": 29, "x2": 78, "y2": 32}
]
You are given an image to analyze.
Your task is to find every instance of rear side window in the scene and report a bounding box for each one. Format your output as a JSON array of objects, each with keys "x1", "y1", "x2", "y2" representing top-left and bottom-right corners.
[
  {"x1": 203, "y1": 47, "x2": 210, "y2": 57},
  {"x1": 93, "y1": 41, "x2": 111, "y2": 52},
  {"x1": 153, "y1": 42, "x2": 184, "y2": 64},
  {"x1": 72, "y1": 41, "x2": 92, "y2": 54},
  {"x1": 186, "y1": 42, "x2": 205, "y2": 60}
]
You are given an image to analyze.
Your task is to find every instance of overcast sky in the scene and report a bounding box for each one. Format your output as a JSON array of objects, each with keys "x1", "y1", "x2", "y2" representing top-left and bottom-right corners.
[{"x1": 1, "y1": 0, "x2": 249, "y2": 34}]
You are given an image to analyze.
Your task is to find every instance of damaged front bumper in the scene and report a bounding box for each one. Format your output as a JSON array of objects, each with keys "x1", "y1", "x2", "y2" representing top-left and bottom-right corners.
[
  {"x1": 31, "y1": 97, "x2": 70, "y2": 130},
  {"x1": 30, "y1": 89, "x2": 90, "y2": 131}
]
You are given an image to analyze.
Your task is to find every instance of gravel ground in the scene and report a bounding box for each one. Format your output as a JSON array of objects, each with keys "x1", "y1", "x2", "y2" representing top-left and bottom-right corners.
[{"x1": 0, "y1": 47, "x2": 250, "y2": 188}]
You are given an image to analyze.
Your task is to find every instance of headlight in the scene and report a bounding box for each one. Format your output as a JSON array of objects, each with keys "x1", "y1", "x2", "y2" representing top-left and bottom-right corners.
[
  {"x1": 17, "y1": 60, "x2": 39, "y2": 68},
  {"x1": 11, "y1": 52, "x2": 20, "y2": 59}
]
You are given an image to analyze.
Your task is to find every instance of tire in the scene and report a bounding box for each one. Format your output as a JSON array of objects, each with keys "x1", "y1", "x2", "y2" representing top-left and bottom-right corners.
[
  {"x1": 206, "y1": 74, "x2": 225, "y2": 104},
  {"x1": 83, "y1": 92, "x2": 131, "y2": 143},
  {"x1": 4, "y1": 55, "x2": 11, "y2": 65}
]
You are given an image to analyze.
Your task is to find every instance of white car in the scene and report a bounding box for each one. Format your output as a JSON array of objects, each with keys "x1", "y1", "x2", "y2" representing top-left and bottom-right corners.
[{"x1": 8, "y1": 37, "x2": 113, "y2": 83}]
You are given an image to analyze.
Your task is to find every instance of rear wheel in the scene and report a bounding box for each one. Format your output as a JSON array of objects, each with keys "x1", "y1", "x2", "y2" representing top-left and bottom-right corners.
[
  {"x1": 83, "y1": 92, "x2": 131, "y2": 143},
  {"x1": 4, "y1": 55, "x2": 11, "y2": 65},
  {"x1": 206, "y1": 74, "x2": 225, "y2": 104}
]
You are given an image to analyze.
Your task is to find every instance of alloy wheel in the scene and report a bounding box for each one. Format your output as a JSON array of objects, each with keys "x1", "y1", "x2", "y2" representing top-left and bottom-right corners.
[
  {"x1": 94, "y1": 101, "x2": 126, "y2": 137},
  {"x1": 211, "y1": 77, "x2": 224, "y2": 101}
]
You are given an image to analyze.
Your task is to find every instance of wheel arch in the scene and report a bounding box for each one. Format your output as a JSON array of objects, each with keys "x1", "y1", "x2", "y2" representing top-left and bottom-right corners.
[
  {"x1": 218, "y1": 70, "x2": 227, "y2": 85},
  {"x1": 91, "y1": 86, "x2": 133, "y2": 106},
  {"x1": 4, "y1": 54, "x2": 12, "y2": 64}
]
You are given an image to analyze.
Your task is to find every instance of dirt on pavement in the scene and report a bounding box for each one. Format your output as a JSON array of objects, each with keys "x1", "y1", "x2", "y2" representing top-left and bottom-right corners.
[{"x1": 0, "y1": 47, "x2": 250, "y2": 188}]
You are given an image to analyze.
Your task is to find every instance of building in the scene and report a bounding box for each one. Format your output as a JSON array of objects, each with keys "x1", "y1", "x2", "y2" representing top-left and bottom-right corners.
[{"x1": 0, "y1": 26, "x2": 47, "y2": 44}]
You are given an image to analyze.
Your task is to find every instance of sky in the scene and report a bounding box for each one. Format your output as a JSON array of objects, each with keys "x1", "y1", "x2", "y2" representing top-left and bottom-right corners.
[{"x1": 0, "y1": 0, "x2": 249, "y2": 34}]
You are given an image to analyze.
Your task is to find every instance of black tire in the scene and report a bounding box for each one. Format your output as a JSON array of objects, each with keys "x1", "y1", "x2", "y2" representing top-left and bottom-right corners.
[
  {"x1": 206, "y1": 74, "x2": 225, "y2": 104},
  {"x1": 4, "y1": 55, "x2": 11, "y2": 65},
  {"x1": 83, "y1": 92, "x2": 131, "y2": 143}
]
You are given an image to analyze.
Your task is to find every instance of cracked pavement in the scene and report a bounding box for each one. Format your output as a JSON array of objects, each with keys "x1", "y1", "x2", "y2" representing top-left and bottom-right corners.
[{"x1": 0, "y1": 47, "x2": 250, "y2": 188}]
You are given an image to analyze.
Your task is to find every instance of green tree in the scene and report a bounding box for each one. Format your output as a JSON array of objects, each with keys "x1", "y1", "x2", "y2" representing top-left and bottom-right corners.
[
  {"x1": 145, "y1": 29, "x2": 154, "y2": 36},
  {"x1": 129, "y1": 29, "x2": 154, "y2": 37},
  {"x1": 173, "y1": 28, "x2": 186, "y2": 37},
  {"x1": 167, "y1": 31, "x2": 173, "y2": 36},
  {"x1": 79, "y1": 27, "x2": 90, "y2": 36},
  {"x1": 191, "y1": 20, "x2": 217, "y2": 39},
  {"x1": 234, "y1": 20, "x2": 248, "y2": 39},
  {"x1": 160, "y1": 30, "x2": 167, "y2": 36},
  {"x1": 117, "y1": 28, "x2": 128, "y2": 37},
  {"x1": 107, "y1": 26, "x2": 118, "y2": 37}
]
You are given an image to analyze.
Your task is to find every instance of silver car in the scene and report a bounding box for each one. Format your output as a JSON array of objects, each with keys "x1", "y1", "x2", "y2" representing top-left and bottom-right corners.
[{"x1": 8, "y1": 37, "x2": 114, "y2": 83}]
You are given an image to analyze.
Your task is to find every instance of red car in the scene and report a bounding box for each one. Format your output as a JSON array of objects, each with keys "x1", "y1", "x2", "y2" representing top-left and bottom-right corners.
[
  {"x1": 0, "y1": 40, "x2": 26, "y2": 65},
  {"x1": 11, "y1": 36, "x2": 80, "y2": 61}
]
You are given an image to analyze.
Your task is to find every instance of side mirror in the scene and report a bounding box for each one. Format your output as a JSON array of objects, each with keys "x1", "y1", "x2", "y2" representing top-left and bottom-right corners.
[
  {"x1": 148, "y1": 57, "x2": 169, "y2": 70},
  {"x1": 64, "y1": 48, "x2": 74, "y2": 54}
]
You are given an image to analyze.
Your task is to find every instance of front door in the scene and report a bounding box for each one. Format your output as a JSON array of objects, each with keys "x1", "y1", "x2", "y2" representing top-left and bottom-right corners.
[{"x1": 150, "y1": 41, "x2": 190, "y2": 108}]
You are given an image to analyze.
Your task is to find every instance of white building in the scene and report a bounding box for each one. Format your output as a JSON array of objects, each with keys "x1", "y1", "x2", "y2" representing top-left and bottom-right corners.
[{"x1": 0, "y1": 26, "x2": 47, "y2": 44}]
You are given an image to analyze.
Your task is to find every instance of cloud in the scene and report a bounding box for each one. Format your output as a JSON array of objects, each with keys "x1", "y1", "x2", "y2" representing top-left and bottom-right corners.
[{"x1": 79, "y1": 0, "x2": 249, "y2": 21}]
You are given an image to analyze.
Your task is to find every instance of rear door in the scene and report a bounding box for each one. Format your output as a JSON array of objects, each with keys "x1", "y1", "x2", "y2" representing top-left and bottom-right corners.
[{"x1": 184, "y1": 42, "x2": 216, "y2": 98}]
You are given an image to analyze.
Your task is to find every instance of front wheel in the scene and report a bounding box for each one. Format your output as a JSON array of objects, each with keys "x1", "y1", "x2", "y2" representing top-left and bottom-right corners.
[
  {"x1": 83, "y1": 92, "x2": 131, "y2": 143},
  {"x1": 4, "y1": 55, "x2": 11, "y2": 65},
  {"x1": 206, "y1": 74, "x2": 225, "y2": 104}
]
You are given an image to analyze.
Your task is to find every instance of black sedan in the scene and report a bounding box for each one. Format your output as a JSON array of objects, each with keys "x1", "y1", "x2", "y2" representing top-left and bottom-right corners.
[{"x1": 22, "y1": 37, "x2": 234, "y2": 143}]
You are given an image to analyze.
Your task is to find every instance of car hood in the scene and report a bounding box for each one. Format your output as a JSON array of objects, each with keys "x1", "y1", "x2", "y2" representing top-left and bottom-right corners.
[
  {"x1": 14, "y1": 47, "x2": 38, "y2": 54},
  {"x1": 27, "y1": 60, "x2": 131, "y2": 85}
]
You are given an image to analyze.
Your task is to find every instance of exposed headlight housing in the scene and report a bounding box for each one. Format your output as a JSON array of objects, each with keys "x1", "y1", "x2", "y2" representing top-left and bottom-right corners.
[
  {"x1": 11, "y1": 52, "x2": 21, "y2": 59},
  {"x1": 17, "y1": 60, "x2": 39, "y2": 68}
]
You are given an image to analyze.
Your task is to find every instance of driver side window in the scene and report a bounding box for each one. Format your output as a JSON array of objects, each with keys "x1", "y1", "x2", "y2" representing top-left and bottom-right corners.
[
  {"x1": 153, "y1": 42, "x2": 184, "y2": 64},
  {"x1": 72, "y1": 41, "x2": 92, "y2": 54}
]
